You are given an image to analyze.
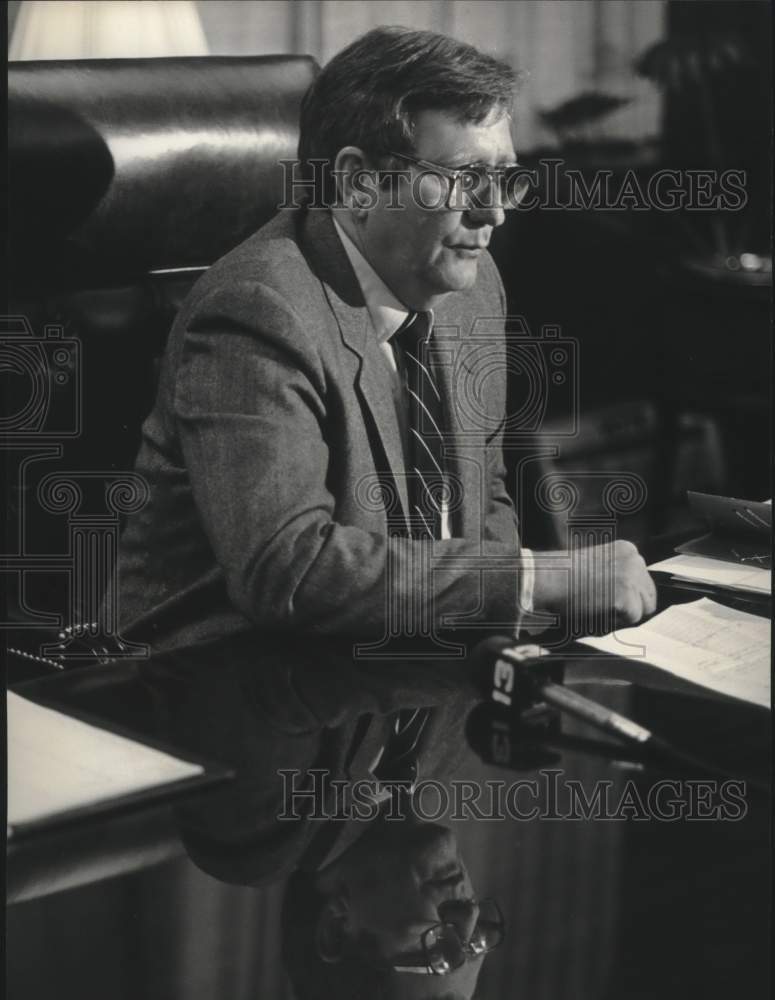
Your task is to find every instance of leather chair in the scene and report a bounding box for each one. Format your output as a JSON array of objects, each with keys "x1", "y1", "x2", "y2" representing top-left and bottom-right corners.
[
  {"x1": 7, "y1": 56, "x2": 317, "y2": 901},
  {"x1": 6, "y1": 56, "x2": 318, "y2": 669}
]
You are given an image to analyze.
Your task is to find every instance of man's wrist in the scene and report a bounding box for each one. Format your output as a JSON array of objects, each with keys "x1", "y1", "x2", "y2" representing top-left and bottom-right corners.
[
  {"x1": 531, "y1": 549, "x2": 570, "y2": 612},
  {"x1": 518, "y1": 546, "x2": 535, "y2": 615}
]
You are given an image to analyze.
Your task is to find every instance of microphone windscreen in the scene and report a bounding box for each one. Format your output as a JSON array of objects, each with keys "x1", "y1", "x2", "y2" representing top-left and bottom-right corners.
[
  {"x1": 465, "y1": 701, "x2": 562, "y2": 770},
  {"x1": 470, "y1": 637, "x2": 556, "y2": 708}
]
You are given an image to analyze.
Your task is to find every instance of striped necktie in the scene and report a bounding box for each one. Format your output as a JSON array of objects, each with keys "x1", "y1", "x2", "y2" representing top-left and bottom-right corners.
[
  {"x1": 394, "y1": 311, "x2": 447, "y2": 540},
  {"x1": 374, "y1": 706, "x2": 429, "y2": 791}
]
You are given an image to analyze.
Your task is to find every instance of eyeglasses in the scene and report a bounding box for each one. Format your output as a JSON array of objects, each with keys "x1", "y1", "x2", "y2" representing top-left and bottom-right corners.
[
  {"x1": 392, "y1": 898, "x2": 505, "y2": 976},
  {"x1": 387, "y1": 151, "x2": 529, "y2": 210}
]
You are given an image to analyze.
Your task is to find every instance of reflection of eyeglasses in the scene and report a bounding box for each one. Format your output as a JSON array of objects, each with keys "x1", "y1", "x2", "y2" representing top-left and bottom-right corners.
[
  {"x1": 392, "y1": 898, "x2": 505, "y2": 976},
  {"x1": 387, "y1": 151, "x2": 529, "y2": 210}
]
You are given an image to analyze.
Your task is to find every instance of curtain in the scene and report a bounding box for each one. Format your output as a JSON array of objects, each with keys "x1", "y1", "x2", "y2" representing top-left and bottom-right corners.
[
  {"x1": 196, "y1": 0, "x2": 667, "y2": 150},
  {"x1": 10, "y1": 0, "x2": 665, "y2": 148}
]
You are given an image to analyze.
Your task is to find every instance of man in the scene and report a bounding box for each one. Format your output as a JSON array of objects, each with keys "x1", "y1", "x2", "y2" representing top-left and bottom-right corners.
[
  {"x1": 118, "y1": 26, "x2": 655, "y2": 652},
  {"x1": 282, "y1": 815, "x2": 498, "y2": 1000},
  {"x1": 141, "y1": 630, "x2": 494, "y2": 998}
]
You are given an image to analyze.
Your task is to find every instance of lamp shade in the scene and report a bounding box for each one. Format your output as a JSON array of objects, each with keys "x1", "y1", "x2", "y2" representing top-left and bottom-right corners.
[{"x1": 9, "y1": 1, "x2": 209, "y2": 60}]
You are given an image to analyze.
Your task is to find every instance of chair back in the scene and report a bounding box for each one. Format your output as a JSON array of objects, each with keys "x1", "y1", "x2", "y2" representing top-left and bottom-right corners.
[{"x1": 6, "y1": 55, "x2": 318, "y2": 630}]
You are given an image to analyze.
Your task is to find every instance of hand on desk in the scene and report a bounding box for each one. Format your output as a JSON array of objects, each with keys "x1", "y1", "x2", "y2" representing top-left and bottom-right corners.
[{"x1": 532, "y1": 539, "x2": 657, "y2": 627}]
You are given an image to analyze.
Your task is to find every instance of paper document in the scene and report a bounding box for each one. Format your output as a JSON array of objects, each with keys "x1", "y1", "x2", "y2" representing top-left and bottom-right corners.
[
  {"x1": 578, "y1": 598, "x2": 771, "y2": 708},
  {"x1": 7, "y1": 691, "x2": 203, "y2": 832},
  {"x1": 649, "y1": 553, "x2": 771, "y2": 595}
]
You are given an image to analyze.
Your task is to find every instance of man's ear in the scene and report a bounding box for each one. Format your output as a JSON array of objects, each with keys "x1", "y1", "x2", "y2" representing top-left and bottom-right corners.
[
  {"x1": 314, "y1": 896, "x2": 349, "y2": 964},
  {"x1": 333, "y1": 146, "x2": 374, "y2": 217}
]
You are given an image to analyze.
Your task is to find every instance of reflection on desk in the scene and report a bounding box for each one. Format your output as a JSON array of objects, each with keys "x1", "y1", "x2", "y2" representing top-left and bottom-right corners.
[{"x1": 7, "y1": 595, "x2": 770, "y2": 1000}]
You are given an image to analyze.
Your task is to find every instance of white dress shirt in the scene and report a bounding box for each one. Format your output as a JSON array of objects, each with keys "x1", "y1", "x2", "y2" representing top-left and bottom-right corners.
[{"x1": 332, "y1": 217, "x2": 534, "y2": 627}]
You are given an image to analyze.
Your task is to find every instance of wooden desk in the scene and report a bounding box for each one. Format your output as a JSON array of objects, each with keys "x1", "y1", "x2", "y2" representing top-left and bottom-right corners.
[
  {"x1": 7, "y1": 662, "x2": 229, "y2": 904},
  {"x1": 7, "y1": 594, "x2": 770, "y2": 1000}
]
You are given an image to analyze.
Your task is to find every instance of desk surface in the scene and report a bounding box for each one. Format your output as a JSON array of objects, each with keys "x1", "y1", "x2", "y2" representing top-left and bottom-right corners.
[{"x1": 7, "y1": 583, "x2": 771, "y2": 1000}]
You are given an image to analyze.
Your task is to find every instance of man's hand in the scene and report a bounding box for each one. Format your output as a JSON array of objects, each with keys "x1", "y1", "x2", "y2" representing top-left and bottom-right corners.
[{"x1": 532, "y1": 540, "x2": 657, "y2": 628}]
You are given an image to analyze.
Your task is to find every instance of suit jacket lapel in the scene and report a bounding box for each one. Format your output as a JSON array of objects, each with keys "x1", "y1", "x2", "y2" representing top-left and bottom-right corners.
[{"x1": 301, "y1": 208, "x2": 411, "y2": 521}]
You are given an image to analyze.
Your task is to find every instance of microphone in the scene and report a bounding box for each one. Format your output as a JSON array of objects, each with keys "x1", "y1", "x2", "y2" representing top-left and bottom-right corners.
[
  {"x1": 471, "y1": 636, "x2": 657, "y2": 736},
  {"x1": 470, "y1": 638, "x2": 563, "y2": 714},
  {"x1": 468, "y1": 637, "x2": 768, "y2": 790},
  {"x1": 466, "y1": 700, "x2": 562, "y2": 771},
  {"x1": 466, "y1": 639, "x2": 561, "y2": 770},
  {"x1": 471, "y1": 636, "x2": 657, "y2": 748}
]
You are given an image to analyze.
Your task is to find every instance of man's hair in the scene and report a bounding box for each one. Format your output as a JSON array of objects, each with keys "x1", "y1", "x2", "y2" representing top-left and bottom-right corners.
[
  {"x1": 281, "y1": 868, "x2": 394, "y2": 1000},
  {"x1": 298, "y1": 25, "x2": 517, "y2": 201}
]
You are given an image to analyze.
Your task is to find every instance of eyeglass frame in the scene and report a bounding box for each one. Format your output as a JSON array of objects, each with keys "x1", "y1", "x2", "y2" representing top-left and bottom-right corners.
[
  {"x1": 385, "y1": 151, "x2": 527, "y2": 210},
  {"x1": 390, "y1": 897, "x2": 505, "y2": 976}
]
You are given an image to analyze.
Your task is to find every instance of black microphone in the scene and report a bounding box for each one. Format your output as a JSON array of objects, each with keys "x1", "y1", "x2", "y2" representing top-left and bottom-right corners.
[
  {"x1": 467, "y1": 638, "x2": 564, "y2": 771},
  {"x1": 470, "y1": 637, "x2": 564, "y2": 715},
  {"x1": 468, "y1": 637, "x2": 768, "y2": 790},
  {"x1": 466, "y1": 701, "x2": 563, "y2": 771},
  {"x1": 471, "y1": 636, "x2": 658, "y2": 748}
]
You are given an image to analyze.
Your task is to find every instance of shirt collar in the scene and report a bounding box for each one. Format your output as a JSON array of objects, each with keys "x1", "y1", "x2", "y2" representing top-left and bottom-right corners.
[{"x1": 332, "y1": 216, "x2": 432, "y2": 343}]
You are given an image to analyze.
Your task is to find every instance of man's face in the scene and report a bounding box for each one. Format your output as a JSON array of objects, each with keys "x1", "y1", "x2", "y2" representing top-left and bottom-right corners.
[
  {"x1": 317, "y1": 818, "x2": 487, "y2": 999},
  {"x1": 358, "y1": 107, "x2": 515, "y2": 309}
]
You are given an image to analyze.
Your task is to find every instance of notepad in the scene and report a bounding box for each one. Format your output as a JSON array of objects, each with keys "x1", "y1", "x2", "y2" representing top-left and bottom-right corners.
[
  {"x1": 7, "y1": 691, "x2": 205, "y2": 836},
  {"x1": 578, "y1": 598, "x2": 771, "y2": 708},
  {"x1": 649, "y1": 553, "x2": 770, "y2": 595}
]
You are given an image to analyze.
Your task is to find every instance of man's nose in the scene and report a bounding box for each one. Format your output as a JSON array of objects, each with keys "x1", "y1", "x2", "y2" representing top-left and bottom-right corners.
[
  {"x1": 437, "y1": 898, "x2": 480, "y2": 944},
  {"x1": 466, "y1": 202, "x2": 506, "y2": 228}
]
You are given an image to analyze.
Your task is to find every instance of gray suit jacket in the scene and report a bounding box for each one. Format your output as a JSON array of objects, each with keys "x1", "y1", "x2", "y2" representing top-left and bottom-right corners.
[
  {"x1": 142, "y1": 632, "x2": 481, "y2": 885},
  {"x1": 119, "y1": 207, "x2": 522, "y2": 651}
]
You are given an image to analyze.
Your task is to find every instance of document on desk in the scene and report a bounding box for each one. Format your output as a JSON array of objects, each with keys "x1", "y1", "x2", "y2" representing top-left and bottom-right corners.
[
  {"x1": 648, "y1": 553, "x2": 771, "y2": 595},
  {"x1": 7, "y1": 691, "x2": 204, "y2": 835},
  {"x1": 578, "y1": 598, "x2": 771, "y2": 708}
]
